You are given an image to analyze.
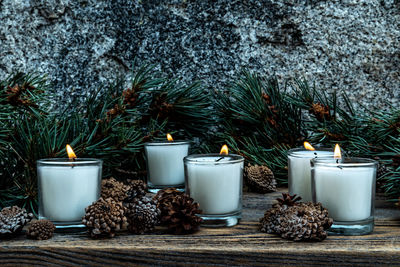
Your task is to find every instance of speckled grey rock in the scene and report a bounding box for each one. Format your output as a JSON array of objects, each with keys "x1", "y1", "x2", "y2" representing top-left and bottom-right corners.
[{"x1": 0, "y1": 0, "x2": 399, "y2": 109}]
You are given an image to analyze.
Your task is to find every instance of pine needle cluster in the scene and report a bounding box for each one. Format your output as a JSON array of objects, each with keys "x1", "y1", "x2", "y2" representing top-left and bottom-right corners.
[
  {"x1": 0, "y1": 65, "x2": 214, "y2": 213},
  {"x1": 215, "y1": 72, "x2": 400, "y2": 200},
  {"x1": 1, "y1": 66, "x2": 399, "y2": 211}
]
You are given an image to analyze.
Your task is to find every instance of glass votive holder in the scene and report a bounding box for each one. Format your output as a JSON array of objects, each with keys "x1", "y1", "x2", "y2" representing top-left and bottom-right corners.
[
  {"x1": 144, "y1": 140, "x2": 190, "y2": 193},
  {"x1": 311, "y1": 157, "x2": 377, "y2": 235},
  {"x1": 184, "y1": 154, "x2": 244, "y2": 227},
  {"x1": 288, "y1": 148, "x2": 334, "y2": 202},
  {"x1": 37, "y1": 158, "x2": 102, "y2": 228}
]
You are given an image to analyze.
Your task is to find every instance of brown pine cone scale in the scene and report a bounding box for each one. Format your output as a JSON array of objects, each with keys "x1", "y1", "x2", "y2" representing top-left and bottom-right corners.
[{"x1": 125, "y1": 179, "x2": 147, "y2": 202}]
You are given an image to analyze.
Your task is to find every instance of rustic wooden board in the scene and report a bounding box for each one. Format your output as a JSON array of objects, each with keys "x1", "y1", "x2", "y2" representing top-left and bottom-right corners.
[{"x1": 1, "y1": 190, "x2": 400, "y2": 266}]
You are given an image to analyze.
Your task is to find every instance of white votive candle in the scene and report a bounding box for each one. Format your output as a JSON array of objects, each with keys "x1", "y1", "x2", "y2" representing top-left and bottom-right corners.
[
  {"x1": 288, "y1": 148, "x2": 334, "y2": 202},
  {"x1": 184, "y1": 154, "x2": 244, "y2": 215},
  {"x1": 145, "y1": 141, "x2": 190, "y2": 189},
  {"x1": 37, "y1": 159, "x2": 102, "y2": 224},
  {"x1": 311, "y1": 158, "x2": 377, "y2": 222}
]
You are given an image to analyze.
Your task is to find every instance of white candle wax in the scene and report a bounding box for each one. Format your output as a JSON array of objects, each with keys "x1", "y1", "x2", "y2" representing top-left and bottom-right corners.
[
  {"x1": 313, "y1": 165, "x2": 374, "y2": 221},
  {"x1": 185, "y1": 156, "x2": 243, "y2": 214},
  {"x1": 288, "y1": 150, "x2": 333, "y2": 202},
  {"x1": 38, "y1": 161, "x2": 101, "y2": 222},
  {"x1": 145, "y1": 142, "x2": 189, "y2": 186}
]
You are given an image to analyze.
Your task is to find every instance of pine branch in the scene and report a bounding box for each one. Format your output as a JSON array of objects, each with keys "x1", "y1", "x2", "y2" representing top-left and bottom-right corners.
[{"x1": 213, "y1": 70, "x2": 305, "y2": 184}]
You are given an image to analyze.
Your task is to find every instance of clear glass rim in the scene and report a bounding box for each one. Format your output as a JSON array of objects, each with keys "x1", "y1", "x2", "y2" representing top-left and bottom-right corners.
[
  {"x1": 288, "y1": 147, "x2": 334, "y2": 158},
  {"x1": 311, "y1": 157, "x2": 378, "y2": 168},
  {"x1": 184, "y1": 153, "x2": 244, "y2": 164},
  {"x1": 37, "y1": 158, "x2": 103, "y2": 166},
  {"x1": 144, "y1": 140, "x2": 191, "y2": 146}
]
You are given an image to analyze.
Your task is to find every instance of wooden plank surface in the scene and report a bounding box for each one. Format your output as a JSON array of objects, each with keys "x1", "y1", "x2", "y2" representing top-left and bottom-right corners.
[{"x1": 1, "y1": 190, "x2": 400, "y2": 266}]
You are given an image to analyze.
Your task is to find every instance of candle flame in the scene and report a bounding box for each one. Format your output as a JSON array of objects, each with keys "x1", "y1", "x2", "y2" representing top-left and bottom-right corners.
[
  {"x1": 220, "y1": 144, "x2": 229, "y2": 155},
  {"x1": 303, "y1": 141, "x2": 315, "y2": 151},
  {"x1": 66, "y1": 144, "x2": 77, "y2": 159},
  {"x1": 167, "y1": 133, "x2": 173, "y2": 142},
  {"x1": 334, "y1": 144, "x2": 342, "y2": 160}
]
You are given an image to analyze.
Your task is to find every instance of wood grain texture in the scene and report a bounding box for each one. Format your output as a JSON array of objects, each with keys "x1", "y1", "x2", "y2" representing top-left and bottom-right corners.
[{"x1": 1, "y1": 190, "x2": 400, "y2": 266}]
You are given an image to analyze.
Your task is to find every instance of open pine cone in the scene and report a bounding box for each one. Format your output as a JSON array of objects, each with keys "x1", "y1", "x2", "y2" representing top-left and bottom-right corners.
[
  {"x1": 0, "y1": 206, "x2": 34, "y2": 238},
  {"x1": 82, "y1": 198, "x2": 128, "y2": 238},
  {"x1": 160, "y1": 194, "x2": 202, "y2": 234},
  {"x1": 101, "y1": 177, "x2": 130, "y2": 202},
  {"x1": 244, "y1": 164, "x2": 277, "y2": 193},
  {"x1": 27, "y1": 220, "x2": 56, "y2": 240},
  {"x1": 124, "y1": 196, "x2": 160, "y2": 234},
  {"x1": 260, "y1": 193, "x2": 332, "y2": 241}
]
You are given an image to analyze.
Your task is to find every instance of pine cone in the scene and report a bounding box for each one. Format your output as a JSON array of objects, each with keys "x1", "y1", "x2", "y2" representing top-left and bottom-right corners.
[
  {"x1": 153, "y1": 188, "x2": 184, "y2": 212},
  {"x1": 310, "y1": 103, "x2": 331, "y2": 122},
  {"x1": 125, "y1": 179, "x2": 147, "y2": 202},
  {"x1": 377, "y1": 164, "x2": 390, "y2": 179},
  {"x1": 122, "y1": 88, "x2": 138, "y2": 108},
  {"x1": 101, "y1": 177, "x2": 130, "y2": 202},
  {"x1": 260, "y1": 193, "x2": 332, "y2": 241},
  {"x1": 82, "y1": 198, "x2": 128, "y2": 238},
  {"x1": 27, "y1": 220, "x2": 56, "y2": 240},
  {"x1": 6, "y1": 84, "x2": 36, "y2": 107},
  {"x1": 124, "y1": 196, "x2": 160, "y2": 234},
  {"x1": 0, "y1": 206, "x2": 34, "y2": 237},
  {"x1": 160, "y1": 194, "x2": 202, "y2": 234},
  {"x1": 377, "y1": 164, "x2": 391, "y2": 193},
  {"x1": 245, "y1": 164, "x2": 277, "y2": 193},
  {"x1": 106, "y1": 104, "x2": 124, "y2": 121}
]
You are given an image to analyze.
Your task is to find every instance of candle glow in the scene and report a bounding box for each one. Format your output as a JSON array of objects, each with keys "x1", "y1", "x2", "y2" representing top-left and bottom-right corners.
[
  {"x1": 334, "y1": 144, "x2": 342, "y2": 160},
  {"x1": 220, "y1": 144, "x2": 229, "y2": 155},
  {"x1": 66, "y1": 144, "x2": 77, "y2": 159},
  {"x1": 167, "y1": 133, "x2": 173, "y2": 142},
  {"x1": 303, "y1": 141, "x2": 315, "y2": 151}
]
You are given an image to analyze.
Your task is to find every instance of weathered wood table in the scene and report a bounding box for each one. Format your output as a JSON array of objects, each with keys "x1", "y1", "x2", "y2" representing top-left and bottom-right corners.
[{"x1": 1, "y1": 190, "x2": 400, "y2": 266}]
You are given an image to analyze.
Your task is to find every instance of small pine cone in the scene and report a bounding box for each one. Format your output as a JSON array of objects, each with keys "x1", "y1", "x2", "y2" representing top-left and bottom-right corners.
[
  {"x1": 259, "y1": 193, "x2": 332, "y2": 241},
  {"x1": 101, "y1": 177, "x2": 130, "y2": 202},
  {"x1": 125, "y1": 179, "x2": 147, "y2": 202},
  {"x1": 377, "y1": 164, "x2": 390, "y2": 179},
  {"x1": 377, "y1": 164, "x2": 391, "y2": 193},
  {"x1": 161, "y1": 194, "x2": 202, "y2": 234},
  {"x1": 27, "y1": 220, "x2": 56, "y2": 240},
  {"x1": 124, "y1": 196, "x2": 160, "y2": 234},
  {"x1": 245, "y1": 164, "x2": 277, "y2": 193},
  {"x1": 82, "y1": 198, "x2": 128, "y2": 238},
  {"x1": 122, "y1": 88, "x2": 138, "y2": 108},
  {"x1": 0, "y1": 206, "x2": 34, "y2": 237},
  {"x1": 310, "y1": 103, "x2": 331, "y2": 122}
]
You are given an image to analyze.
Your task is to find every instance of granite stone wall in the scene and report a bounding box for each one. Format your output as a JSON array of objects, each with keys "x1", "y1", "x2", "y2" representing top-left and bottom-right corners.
[{"x1": 0, "y1": 0, "x2": 399, "y2": 109}]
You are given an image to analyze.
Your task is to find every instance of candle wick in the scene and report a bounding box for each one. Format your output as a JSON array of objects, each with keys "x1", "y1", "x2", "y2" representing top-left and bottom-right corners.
[
  {"x1": 216, "y1": 157, "x2": 224, "y2": 162},
  {"x1": 70, "y1": 157, "x2": 76, "y2": 168},
  {"x1": 336, "y1": 159, "x2": 343, "y2": 169},
  {"x1": 314, "y1": 152, "x2": 318, "y2": 158}
]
